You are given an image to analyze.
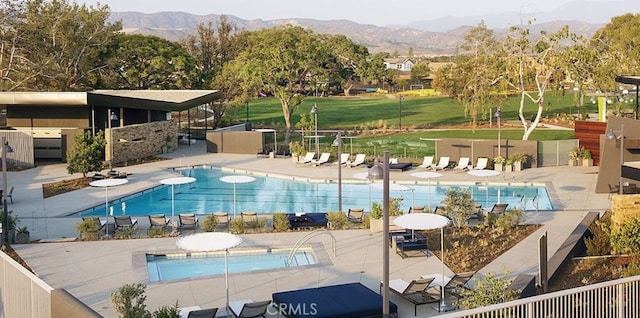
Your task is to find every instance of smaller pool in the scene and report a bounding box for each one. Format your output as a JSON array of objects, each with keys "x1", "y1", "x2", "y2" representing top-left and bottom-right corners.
[{"x1": 146, "y1": 247, "x2": 316, "y2": 282}]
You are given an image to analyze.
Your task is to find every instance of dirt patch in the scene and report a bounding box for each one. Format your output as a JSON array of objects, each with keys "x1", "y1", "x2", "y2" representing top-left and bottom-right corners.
[
  {"x1": 423, "y1": 224, "x2": 542, "y2": 273},
  {"x1": 548, "y1": 256, "x2": 635, "y2": 292},
  {"x1": 2, "y1": 245, "x2": 34, "y2": 274}
]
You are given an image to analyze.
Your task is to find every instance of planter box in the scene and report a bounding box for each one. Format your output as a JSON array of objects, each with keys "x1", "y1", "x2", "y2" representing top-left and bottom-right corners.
[
  {"x1": 494, "y1": 163, "x2": 503, "y2": 172},
  {"x1": 370, "y1": 216, "x2": 403, "y2": 233},
  {"x1": 568, "y1": 159, "x2": 578, "y2": 166},
  {"x1": 505, "y1": 164, "x2": 514, "y2": 172},
  {"x1": 582, "y1": 159, "x2": 593, "y2": 167},
  {"x1": 514, "y1": 161, "x2": 523, "y2": 171}
]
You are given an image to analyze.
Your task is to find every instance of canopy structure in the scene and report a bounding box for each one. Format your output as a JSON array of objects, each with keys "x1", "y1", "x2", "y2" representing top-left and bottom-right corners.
[{"x1": 254, "y1": 128, "x2": 277, "y2": 153}]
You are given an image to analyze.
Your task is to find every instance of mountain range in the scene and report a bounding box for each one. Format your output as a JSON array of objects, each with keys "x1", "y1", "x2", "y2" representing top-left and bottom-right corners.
[{"x1": 108, "y1": 0, "x2": 640, "y2": 56}]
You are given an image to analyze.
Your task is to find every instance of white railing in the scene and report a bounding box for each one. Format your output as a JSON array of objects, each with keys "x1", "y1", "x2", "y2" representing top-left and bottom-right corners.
[
  {"x1": 438, "y1": 275, "x2": 640, "y2": 318},
  {"x1": 0, "y1": 251, "x2": 53, "y2": 318}
]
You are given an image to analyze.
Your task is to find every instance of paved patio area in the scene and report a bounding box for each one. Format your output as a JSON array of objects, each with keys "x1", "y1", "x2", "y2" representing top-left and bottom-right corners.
[{"x1": 9, "y1": 142, "x2": 612, "y2": 317}]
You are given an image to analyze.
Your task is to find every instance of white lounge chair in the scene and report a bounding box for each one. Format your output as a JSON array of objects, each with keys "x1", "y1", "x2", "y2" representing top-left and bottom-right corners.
[
  {"x1": 417, "y1": 156, "x2": 434, "y2": 169},
  {"x1": 347, "y1": 153, "x2": 366, "y2": 168},
  {"x1": 430, "y1": 157, "x2": 450, "y2": 171},
  {"x1": 311, "y1": 152, "x2": 331, "y2": 166},
  {"x1": 453, "y1": 157, "x2": 470, "y2": 172},
  {"x1": 473, "y1": 157, "x2": 488, "y2": 170},
  {"x1": 298, "y1": 152, "x2": 316, "y2": 164},
  {"x1": 339, "y1": 153, "x2": 350, "y2": 165}
]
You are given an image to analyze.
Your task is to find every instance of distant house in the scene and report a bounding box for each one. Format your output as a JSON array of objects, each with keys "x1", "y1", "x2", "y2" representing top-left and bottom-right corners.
[{"x1": 384, "y1": 58, "x2": 414, "y2": 72}]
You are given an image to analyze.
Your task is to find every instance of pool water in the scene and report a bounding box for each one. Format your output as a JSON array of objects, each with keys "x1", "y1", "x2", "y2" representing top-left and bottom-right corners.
[
  {"x1": 78, "y1": 166, "x2": 553, "y2": 217},
  {"x1": 146, "y1": 248, "x2": 316, "y2": 282}
]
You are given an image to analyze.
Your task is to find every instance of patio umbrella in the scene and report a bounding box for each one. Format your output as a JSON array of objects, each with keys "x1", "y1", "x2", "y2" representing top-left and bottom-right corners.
[
  {"x1": 394, "y1": 213, "x2": 451, "y2": 311},
  {"x1": 467, "y1": 170, "x2": 500, "y2": 208},
  {"x1": 89, "y1": 178, "x2": 128, "y2": 237},
  {"x1": 160, "y1": 176, "x2": 196, "y2": 234},
  {"x1": 411, "y1": 171, "x2": 442, "y2": 211},
  {"x1": 219, "y1": 175, "x2": 256, "y2": 217},
  {"x1": 176, "y1": 233, "x2": 242, "y2": 316}
]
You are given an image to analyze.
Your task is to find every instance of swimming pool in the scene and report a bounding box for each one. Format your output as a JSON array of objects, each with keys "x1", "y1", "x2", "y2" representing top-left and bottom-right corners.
[
  {"x1": 77, "y1": 166, "x2": 553, "y2": 217},
  {"x1": 146, "y1": 247, "x2": 317, "y2": 282}
]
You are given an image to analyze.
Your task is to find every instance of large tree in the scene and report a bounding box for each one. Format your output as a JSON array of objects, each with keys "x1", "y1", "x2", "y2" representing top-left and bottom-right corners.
[
  {"x1": 225, "y1": 26, "x2": 323, "y2": 143},
  {"x1": 322, "y1": 34, "x2": 370, "y2": 96},
  {"x1": 101, "y1": 33, "x2": 197, "y2": 89}
]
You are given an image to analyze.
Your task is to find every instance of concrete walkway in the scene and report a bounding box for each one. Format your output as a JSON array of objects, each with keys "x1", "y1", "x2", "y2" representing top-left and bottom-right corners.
[{"x1": 9, "y1": 142, "x2": 612, "y2": 317}]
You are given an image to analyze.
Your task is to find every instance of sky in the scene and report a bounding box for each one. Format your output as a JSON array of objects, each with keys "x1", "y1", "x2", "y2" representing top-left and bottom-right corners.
[{"x1": 79, "y1": 0, "x2": 623, "y2": 26}]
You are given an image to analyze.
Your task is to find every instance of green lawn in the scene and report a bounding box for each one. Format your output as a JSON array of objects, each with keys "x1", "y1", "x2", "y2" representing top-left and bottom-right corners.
[{"x1": 225, "y1": 93, "x2": 591, "y2": 157}]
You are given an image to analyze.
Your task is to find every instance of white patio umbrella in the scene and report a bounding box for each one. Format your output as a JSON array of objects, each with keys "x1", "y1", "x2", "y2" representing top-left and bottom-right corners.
[
  {"x1": 219, "y1": 175, "x2": 256, "y2": 217},
  {"x1": 89, "y1": 178, "x2": 128, "y2": 237},
  {"x1": 467, "y1": 170, "x2": 500, "y2": 208},
  {"x1": 176, "y1": 233, "x2": 242, "y2": 316},
  {"x1": 394, "y1": 213, "x2": 451, "y2": 311},
  {"x1": 160, "y1": 176, "x2": 196, "y2": 234},
  {"x1": 372, "y1": 182, "x2": 414, "y2": 206},
  {"x1": 411, "y1": 171, "x2": 442, "y2": 211}
]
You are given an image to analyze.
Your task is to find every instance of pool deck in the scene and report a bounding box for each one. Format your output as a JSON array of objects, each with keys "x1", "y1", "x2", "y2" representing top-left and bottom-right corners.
[{"x1": 10, "y1": 142, "x2": 612, "y2": 317}]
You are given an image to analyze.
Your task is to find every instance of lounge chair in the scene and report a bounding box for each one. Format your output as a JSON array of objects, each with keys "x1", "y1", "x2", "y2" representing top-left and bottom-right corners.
[
  {"x1": 430, "y1": 157, "x2": 450, "y2": 171},
  {"x1": 178, "y1": 213, "x2": 198, "y2": 233},
  {"x1": 347, "y1": 208, "x2": 364, "y2": 223},
  {"x1": 453, "y1": 157, "x2": 470, "y2": 172},
  {"x1": 386, "y1": 277, "x2": 439, "y2": 316},
  {"x1": 213, "y1": 212, "x2": 229, "y2": 228},
  {"x1": 6, "y1": 186, "x2": 13, "y2": 204},
  {"x1": 472, "y1": 157, "x2": 488, "y2": 170},
  {"x1": 114, "y1": 216, "x2": 138, "y2": 231},
  {"x1": 187, "y1": 307, "x2": 218, "y2": 318},
  {"x1": 298, "y1": 152, "x2": 315, "y2": 164},
  {"x1": 408, "y1": 206, "x2": 425, "y2": 214},
  {"x1": 485, "y1": 203, "x2": 508, "y2": 216},
  {"x1": 311, "y1": 152, "x2": 331, "y2": 166},
  {"x1": 444, "y1": 271, "x2": 475, "y2": 298},
  {"x1": 347, "y1": 153, "x2": 366, "y2": 168},
  {"x1": 256, "y1": 148, "x2": 270, "y2": 158},
  {"x1": 469, "y1": 204, "x2": 483, "y2": 220},
  {"x1": 148, "y1": 214, "x2": 169, "y2": 230},
  {"x1": 417, "y1": 156, "x2": 434, "y2": 169},
  {"x1": 339, "y1": 153, "x2": 350, "y2": 165},
  {"x1": 229, "y1": 299, "x2": 271, "y2": 318},
  {"x1": 241, "y1": 211, "x2": 257, "y2": 223},
  {"x1": 82, "y1": 216, "x2": 106, "y2": 231}
]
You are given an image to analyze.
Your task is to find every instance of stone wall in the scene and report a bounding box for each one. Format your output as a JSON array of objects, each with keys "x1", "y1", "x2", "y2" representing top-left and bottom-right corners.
[
  {"x1": 610, "y1": 194, "x2": 640, "y2": 233},
  {"x1": 107, "y1": 121, "x2": 177, "y2": 164}
]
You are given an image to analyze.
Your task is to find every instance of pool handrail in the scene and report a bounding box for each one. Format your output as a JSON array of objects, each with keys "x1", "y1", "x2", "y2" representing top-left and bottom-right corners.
[{"x1": 285, "y1": 229, "x2": 336, "y2": 267}]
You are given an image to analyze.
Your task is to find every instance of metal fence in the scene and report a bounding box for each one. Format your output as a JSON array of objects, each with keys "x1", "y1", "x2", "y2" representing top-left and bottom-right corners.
[{"x1": 438, "y1": 274, "x2": 640, "y2": 318}]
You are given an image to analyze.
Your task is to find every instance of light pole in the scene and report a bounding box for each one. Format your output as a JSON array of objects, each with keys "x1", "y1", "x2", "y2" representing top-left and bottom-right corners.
[
  {"x1": 332, "y1": 131, "x2": 343, "y2": 212},
  {"x1": 311, "y1": 104, "x2": 319, "y2": 156},
  {"x1": 107, "y1": 109, "x2": 118, "y2": 171},
  {"x1": 495, "y1": 108, "x2": 501, "y2": 157},
  {"x1": 606, "y1": 123, "x2": 625, "y2": 194},
  {"x1": 398, "y1": 95, "x2": 404, "y2": 131},
  {"x1": 369, "y1": 153, "x2": 388, "y2": 317},
  {"x1": 1, "y1": 137, "x2": 13, "y2": 246}
]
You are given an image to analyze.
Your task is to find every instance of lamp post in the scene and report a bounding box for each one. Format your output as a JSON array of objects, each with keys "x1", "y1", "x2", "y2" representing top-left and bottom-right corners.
[
  {"x1": 495, "y1": 108, "x2": 501, "y2": 157},
  {"x1": 369, "y1": 153, "x2": 388, "y2": 317},
  {"x1": 332, "y1": 131, "x2": 343, "y2": 212},
  {"x1": 311, "y1": 104, "x2": 319, "y2": 156},
  {"x1": 1, "y1": 137, "x2": 13, "y2": 246},
  {"x1": 398, "y1": 94, "x2": 404, "y2": 131},
  {"x1": 107, "y1": 109, "x2": 118, "y2": 171},
  {"x1": 245, "y1": 101, "x2": 249, "y2": 123},
  {"x1": 606, "y1": 123, "x2": 625, "y2": 194}
]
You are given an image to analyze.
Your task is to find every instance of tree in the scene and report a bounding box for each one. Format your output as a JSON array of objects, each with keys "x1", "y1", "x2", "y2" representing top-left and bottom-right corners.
[
  {"x1": 66, "y1": 130, "x2": 106, "y2": 177},
  {"x1": 225, "y1": 26, "x2": 323, "y2": 144},
  {"x1": 410, "y1": 62, "x2": 430, "y2": 83},
  {"x1": 322, "y1": 34, "x2": 371, "y2": 96},
  {"x1": 101, "y1": 34, "x2": 197, "y2": 89},
  {"x1": 441, "y1": 188, "x2": 476, "y2": 228},
  {"x1": 433, "y1": 22, "x2": 504, "y2": 129},
  {"x1": 457, "y1": 271, "x2": 521, "y2": 309},
  {"x1": 498, "y1": 23, "x2": 569, "y2": 140},
  {"x1": 110, "y1": 283, "x2": 151, "y2": 318}
]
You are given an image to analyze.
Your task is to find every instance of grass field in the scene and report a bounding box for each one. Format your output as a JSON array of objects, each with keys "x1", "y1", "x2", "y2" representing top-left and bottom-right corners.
[{"x1": 224, "y1": 92, "x2": 612, "y2": 157}]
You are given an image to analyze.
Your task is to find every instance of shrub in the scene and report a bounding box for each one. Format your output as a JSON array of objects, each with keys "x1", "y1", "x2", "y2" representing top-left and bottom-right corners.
[
  {"x1": 200, "y1": 214, "x2": 218, "y2": 232},
  {"x1": 585, "y1": 212, "x2": 612, "y2": 256},
  {"x1": 246, "y1": 217, "x2": 267, "y2": 232},
  {"x1": 363, "y1": 215, "x2": 370, "y2": 229},
  {"x1": 273, "y1": 213, "x2": 290, "y2": 232},
  {"x1": 611, "y1": 217, "x2": 640, "y2": 256},
  {"x1": 441, "y1": 188, "x2": 475, "y2": 228},
  {"x1": 327, "y1": 211, "x2": 347, "y2": 229},
  {"x1": 230, "y1": 217, "x2": 246, "y2": 234},
  {"x1": 457, "y1": 271, "x2": 521, "y2": 310},
  {"x1": 111, "y1": 283, "x2": 151, "y2": 318},
  {"x1": 114, "y1": 226, "x2": 137, "y2": 239},
  {"x1": 152, "y1": 303, "x2": 180, "y2": 318},
  {"x1": 622, "y1": 259, "x2": 640, "y2": 278},
  {"x1": 75, "y1": 218, "x2": 102, "y2": 240},
  {"x1": 370, "y1": 197, "x2": 404, "y2": 219},
  {"x1": 494, "y1": 208, "x2": 524, "y2": 229},
  {"x1": 147, "y1": 227, "x2": 168, "y2": 238}
]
